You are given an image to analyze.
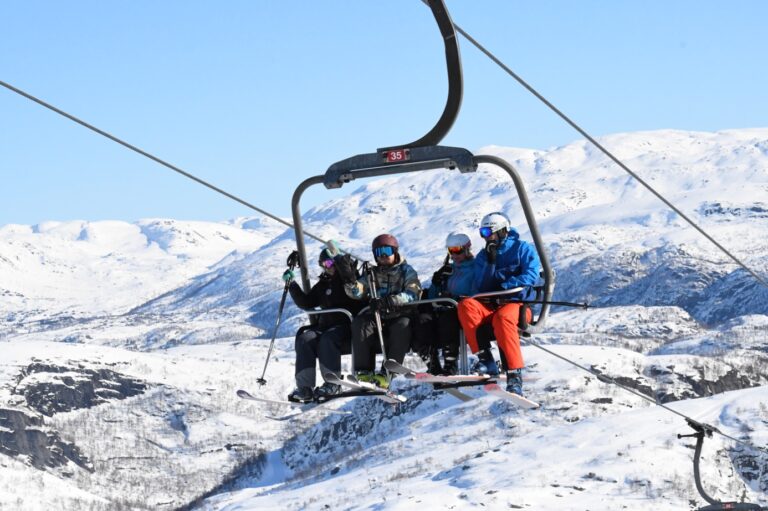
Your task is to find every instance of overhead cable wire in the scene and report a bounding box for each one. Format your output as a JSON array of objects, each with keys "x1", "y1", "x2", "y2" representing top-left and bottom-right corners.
[
  {"x1": 450, "y1": 22, "x2": 768, "y2": 289},
  {"x1": 523, "y1": 337, "x2": 768, "y2": 455},
  {"x1": 0, "y1": 79, "x2": 327, "y2": 245}
]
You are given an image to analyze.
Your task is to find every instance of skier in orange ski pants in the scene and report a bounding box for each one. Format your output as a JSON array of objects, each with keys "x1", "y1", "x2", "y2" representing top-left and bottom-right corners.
[{"x1": 457, "y1": 212, "x2": 541, "y2": 396}]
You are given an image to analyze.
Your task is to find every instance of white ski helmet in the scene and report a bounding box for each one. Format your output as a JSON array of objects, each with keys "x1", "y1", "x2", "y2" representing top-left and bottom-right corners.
[
  {"x1": 445, "y1": 232, "x2": 471, "y2": 249},
  {"x1": 480, "y1": 212, "x2": 510, "y2": 238}
]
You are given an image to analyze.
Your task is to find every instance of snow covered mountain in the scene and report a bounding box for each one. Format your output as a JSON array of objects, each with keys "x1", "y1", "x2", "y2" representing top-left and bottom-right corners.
[{"x1": 1, "y1": 128, "x2": 767, "y2": 510}]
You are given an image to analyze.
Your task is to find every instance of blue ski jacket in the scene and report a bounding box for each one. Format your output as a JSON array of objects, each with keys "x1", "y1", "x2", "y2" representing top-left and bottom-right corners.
[
  {"x1": 473, "y1": 227, "x2": 541, "y2": 301},
  {"x1": 427, "y1": 258, "x2": 477, "y2": 299}
]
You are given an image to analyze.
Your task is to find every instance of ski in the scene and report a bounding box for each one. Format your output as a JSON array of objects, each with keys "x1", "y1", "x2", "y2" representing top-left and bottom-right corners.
[
  {"x1": 483, "y1": 383, "x2": 540, "y2": 409},
  {"x1": 384, "y1": 359, "x2": 540, "y2": 408},
  {"x1": 384, "y1": 359, "x2": 473, "y2": 402},
  {"x1": 236, "y1": 389, "x2": 350, "y2": 420},
  {"x1": 413, "y1": 373, "x2": 492, "y2": 384},
  {"x1": 323, "y1": 373, "x2": 407, "y2": 404}
]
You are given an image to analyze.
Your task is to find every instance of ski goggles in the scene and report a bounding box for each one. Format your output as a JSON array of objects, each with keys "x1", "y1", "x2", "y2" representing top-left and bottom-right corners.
[
  {"x1": 447, "y1": 246, "x2": 465, "y2": 255},
  {"x1": 320, "y1": 258, "x2": 334, "y2": 269},
  {"x1": 373, "y1": 245, "x2": 396, "y2": 258},
  {"x1": 479, "y1": 226, "x2": 495, "y2": 238}
]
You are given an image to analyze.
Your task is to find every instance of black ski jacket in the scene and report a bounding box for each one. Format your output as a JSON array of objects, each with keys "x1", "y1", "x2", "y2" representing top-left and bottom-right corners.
[{"x1": 288, "y1": 272, "x2": 364, "y2": 329}]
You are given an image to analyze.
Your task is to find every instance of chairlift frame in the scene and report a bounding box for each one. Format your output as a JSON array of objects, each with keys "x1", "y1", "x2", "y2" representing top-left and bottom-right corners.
[{"x1": 289, "y1": 0, "x2": 554, "y2": 370}]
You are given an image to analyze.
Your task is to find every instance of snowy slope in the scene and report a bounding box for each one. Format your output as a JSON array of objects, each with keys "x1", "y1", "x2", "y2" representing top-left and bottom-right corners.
[
  {"x1": 0, "y1": 217, "x2": 284, "y2": 331},
  {"x1": 119, "y1": 128, "x2": 768, "y2": 337},
  {"x1": 201, "y1": 345, "x2": 768, "y2": 511},
  {"x1": 1, "y1": 128, "x2": 767, "y2": 510}
]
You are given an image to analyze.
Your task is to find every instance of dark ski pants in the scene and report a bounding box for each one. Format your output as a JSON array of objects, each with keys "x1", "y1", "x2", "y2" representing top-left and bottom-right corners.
[
  {"x1": 294, "y1": 323, "x2": 351, "y2": 389},
  {"x1": 352, "y1": 312, "x2": 411, "y2": 372},
  {"x1": 413, "y1": 307, "x2": 460, "y2": 359}
]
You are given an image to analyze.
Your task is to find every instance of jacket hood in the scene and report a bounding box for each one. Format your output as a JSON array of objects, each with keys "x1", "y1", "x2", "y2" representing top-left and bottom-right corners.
[{"x1": 505, "y1": 226, "x2": 521, "y2": 242}]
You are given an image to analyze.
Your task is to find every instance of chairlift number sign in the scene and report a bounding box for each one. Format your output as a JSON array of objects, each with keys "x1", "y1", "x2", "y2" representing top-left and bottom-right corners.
[{"x1": 383, "y1": 148, "x2": 410, "y2": 163}]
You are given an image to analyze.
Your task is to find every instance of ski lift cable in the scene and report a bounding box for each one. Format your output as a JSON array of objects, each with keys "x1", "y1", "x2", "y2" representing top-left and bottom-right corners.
[
  {"x1": 0, "y1": 79, "x2": 330, "y2": 247},
  {"x1": 449, "y1": 19, "x2": 768, "y2": 289},
  {"x1": 524, "y1": 336, "x2": 768, "y2": 456},
  {"x1": 2, "y1": 27, "x2": 763, "y2": 456}
]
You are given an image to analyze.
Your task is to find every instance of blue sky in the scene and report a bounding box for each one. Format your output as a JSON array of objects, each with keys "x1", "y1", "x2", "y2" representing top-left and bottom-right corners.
[{"x1": 2, "y1": 1, "x2": 766, "y2": 226}]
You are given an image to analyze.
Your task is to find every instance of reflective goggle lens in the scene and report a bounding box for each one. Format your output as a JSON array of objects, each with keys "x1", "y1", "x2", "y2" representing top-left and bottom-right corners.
[
  {"x1": 447, "y1": 246, "x2": 464, "y2": 255},
  {"x1": 373, "y1": 246, "x2": 396, "y2": 258},
  {"x1": 479, "y1": 227, "x2": 494, "y2": 238},
  {"x1": 320, "y1": 258, "x2": 334, "y2": 268}
]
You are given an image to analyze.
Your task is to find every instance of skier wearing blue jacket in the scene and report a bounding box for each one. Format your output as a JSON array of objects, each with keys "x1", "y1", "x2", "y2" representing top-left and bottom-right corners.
[
  {"x1": 457, "y1": 212, "x2": 541, "y2": 396},
  {"x1": 413, "y1": 232, "x2": 477, "y2": 375}
]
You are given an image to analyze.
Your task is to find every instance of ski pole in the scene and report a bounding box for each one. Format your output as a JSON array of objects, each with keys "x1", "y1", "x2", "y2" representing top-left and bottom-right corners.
[
  {"x1": 257, "y1": 253, "x2": 299, "y2": 385},
  {"x1": 364, "y1": 262, "x2": 389, "y2": 372},
  {"x1": 521, "y1": 299, "x2": 590, "y2": 309}
]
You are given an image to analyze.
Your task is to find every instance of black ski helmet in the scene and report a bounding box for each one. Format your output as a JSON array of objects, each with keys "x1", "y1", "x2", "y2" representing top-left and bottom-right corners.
[{"x1": 318, "y1": 247, "x2": 333, "y2": 266}]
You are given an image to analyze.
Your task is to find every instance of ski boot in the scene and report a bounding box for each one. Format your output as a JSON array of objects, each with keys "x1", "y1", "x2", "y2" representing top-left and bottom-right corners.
[
  {"x1": 471, "y1": 349, "x2": 499, "y2": 377},
  {"x1": 287, "y1": 386, "x2": 314, "y2": 403},
  {"x1": 442, "y1": 356, "x2": 458, "y2": 376},
  {"x1": 314, "y1": 381, "x2": 342, "y2": 402},
  {"x1": 421, "y1": 348, "x2": 443, "y2": 375},
  {"x1": 505, "y1": 369, "x2": 524, "y2": 396},
  {"x1": 356, "y1": 371, "x2": 390, "y2": 389}
]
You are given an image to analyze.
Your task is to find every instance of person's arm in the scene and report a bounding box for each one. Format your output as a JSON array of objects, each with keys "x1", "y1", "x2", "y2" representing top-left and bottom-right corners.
[
  {"x1": 474, "y1": 250, "x2": 498, "y2": 292},
  {"x1": 344, "y1": 276, "x2": 368, "y2": 300},
  {"x1": 288, "y1": 281, "x2": 320, "y2": 310},
  {"x1": 493, "y1": 242, "x2": 541, "y2": 290},
  {"x1": 389, "y1": 265, "x2": 421, "y2": 306}
]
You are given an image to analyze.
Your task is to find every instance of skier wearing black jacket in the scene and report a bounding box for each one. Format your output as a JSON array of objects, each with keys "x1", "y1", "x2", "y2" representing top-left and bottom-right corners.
[
  {"x1": 283, "y1": 248, "x2": 363, "y2": 402},
  {"x1": 334, "y1": 233, "x2": 421, "y2": 388}
]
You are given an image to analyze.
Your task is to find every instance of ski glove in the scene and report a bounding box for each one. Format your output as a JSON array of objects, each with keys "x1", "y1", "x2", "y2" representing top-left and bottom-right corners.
[
  {"x1": 431, "y1": 264, "x2": 452, "y2": 287},
  {"x1": 282, "y1": 269, "x2": 295, "y2": 282},
  {"x1": 334, "y1": 254, "x2": 357, "y2": 284},
  {"x1": 286, "y1": 250, "x2": 300, "y2": 268},
  {"x1": 325, "y1": 239, "x2": 342, "y2": 258},
  {"x1": 370, "y1": 295, "x2": 399, "y2": 314},
  {"x1": 485, "y1": 241, "x2": 499, "y2": 264}
]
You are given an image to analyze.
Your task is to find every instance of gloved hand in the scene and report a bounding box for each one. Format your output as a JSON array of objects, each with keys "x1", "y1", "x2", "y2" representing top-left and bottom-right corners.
[
  {"x1": 485, "y1": 241, "x2": 498, "y2": 264},
  {"x1": 334, "y1": 254, "x2": 357, "y2": 284},
  {"x1": 286, "y1": 250, "x2": 300, "y2": 268},
  {"x1": 370, "y1": 295, "x2": 399, "y2": 314},
  {"x1": 282, "y1": 269, "x2": 295, "y2": 282},
  {"x1": 325, "y1": 239, "x2": 342, "y2": 257},
  {"x1": 369, "y1": 297, "x2": 385, "y2": 314},
  {"x1": 431, "y1": 264, "x2": 452, "y2": 287}
]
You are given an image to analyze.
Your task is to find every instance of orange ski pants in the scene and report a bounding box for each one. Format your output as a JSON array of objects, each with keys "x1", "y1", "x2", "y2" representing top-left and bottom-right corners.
[{"x1": 457, "y1": 298, "x2": 529, "y2": 370}]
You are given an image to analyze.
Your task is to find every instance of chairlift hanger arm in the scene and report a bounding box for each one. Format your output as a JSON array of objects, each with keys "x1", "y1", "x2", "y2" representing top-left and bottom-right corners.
[
  {"x1": 380, "y1": 0, "x2": 462, "y2": 151},
  {"x1": 679, "y1": 420, "x2": 764, "y2": 510}
]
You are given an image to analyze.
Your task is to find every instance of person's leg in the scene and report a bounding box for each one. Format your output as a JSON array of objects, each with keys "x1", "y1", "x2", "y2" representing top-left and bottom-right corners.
[
  {"x1": 491, "y1": 303, "x2": 531, "y2": 395},
  {"x1": 412, "y1": 311, "x2": 441, "y2": 373},
  {"x1": 456, "y1": 298, "x2": 494, "y2": 354},
  {"x1": 412, "y1": 311, "x2": 437, "y2": 359},
  {"x1": 318, "y1": 323, "x2": 350, "y2": 380},
  {"x1": 294, "y1": 328, "x2": 320, "y2": 389},
  {"x1": 437, "y1": 308, "x2": 460, "y2": 374},
  {"x1": 491, "y1": 303, "x2": 525, "y2": 370},
  {"x1": 458, "y1": 299, "x2": 498, "y2": 374},
  {"x1": 385, "y1": 315, "x2": 412, "y2": 366},
  {"x1": 352, "y1": 313, "x2": 378, "y2": 373},
  {"x1": 289, "y1": 328, "x2": 320, "y2": 402}
]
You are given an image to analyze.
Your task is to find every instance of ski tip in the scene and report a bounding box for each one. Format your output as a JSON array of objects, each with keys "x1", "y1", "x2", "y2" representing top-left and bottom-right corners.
[
  {"x1": 483, "y1": 383, "x2": 540, "y2": 409},
  {"x1": 383, "y1": 359, "x2": 401, "y2": 370}
]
